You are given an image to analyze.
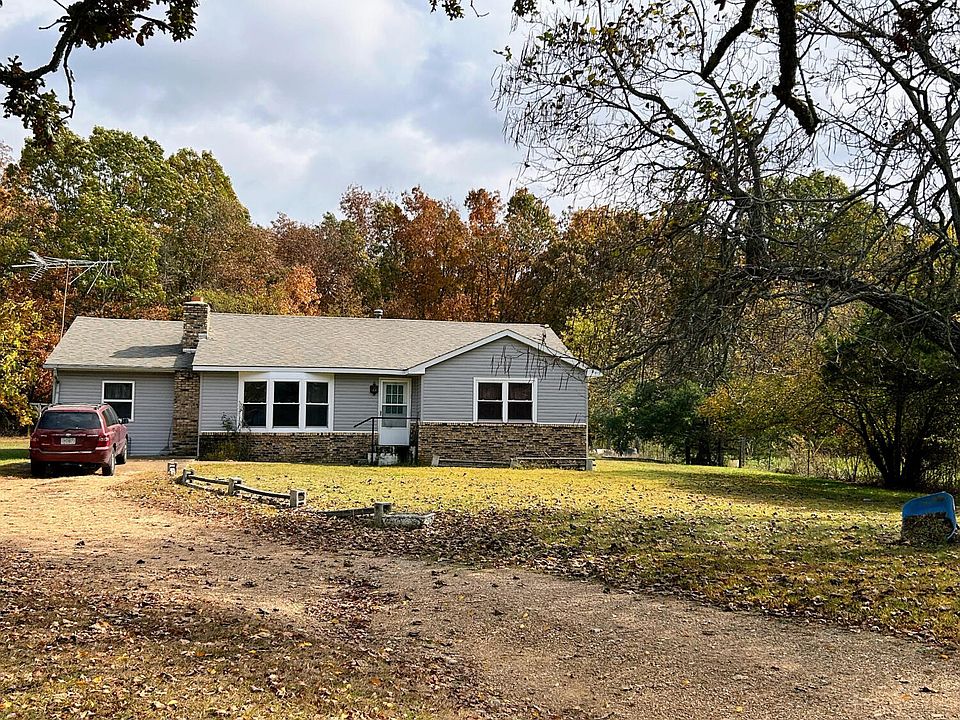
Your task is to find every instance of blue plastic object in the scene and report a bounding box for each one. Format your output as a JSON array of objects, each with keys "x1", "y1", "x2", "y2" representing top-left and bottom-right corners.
[{"x1": 902, "y1": 491, "x2": 958, "y2": 540}]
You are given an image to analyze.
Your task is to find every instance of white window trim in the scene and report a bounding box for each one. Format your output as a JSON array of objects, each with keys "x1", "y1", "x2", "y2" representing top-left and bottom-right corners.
[
  {"x1": 304, "y1": 380, "x2": 332, "y2": 430},
  {"x1": 101, "y1": 380, "x2": 135, "y2": 422},
  {"x1": 237, "y1": 371, "x2": 334, "y2": 432},
  {"x1": 472, "y1": 377, "x2": 538, "y2": 424}
]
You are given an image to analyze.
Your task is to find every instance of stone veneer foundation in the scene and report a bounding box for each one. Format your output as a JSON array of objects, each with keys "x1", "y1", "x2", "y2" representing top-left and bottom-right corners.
[
  {"x1": 199, "y1": 431, "x2": 375, "y2": 463},
  {"x1": 196, "y1": 423, "x2": 587, "y2": 467},
  {"x1": 418, "y1": 422, "x2": 587, "y2": 465}
]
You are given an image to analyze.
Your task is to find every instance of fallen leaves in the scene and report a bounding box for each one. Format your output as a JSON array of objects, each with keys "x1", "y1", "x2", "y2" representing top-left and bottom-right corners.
[
  {"x1": 125, "y1": 460, "x2": 960, "y2": 647},
  {"x1": 0, "y1": 545, "x2": 484, "y2": 719}
]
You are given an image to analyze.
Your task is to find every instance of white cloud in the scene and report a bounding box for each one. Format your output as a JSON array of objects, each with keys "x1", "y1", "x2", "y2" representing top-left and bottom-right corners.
[
  {"x1": 0, "y1": 0, "x2": 542, "y2": 223},
  {"x1": 0, "y1": 0, "x2": 54, "y2": 34}
]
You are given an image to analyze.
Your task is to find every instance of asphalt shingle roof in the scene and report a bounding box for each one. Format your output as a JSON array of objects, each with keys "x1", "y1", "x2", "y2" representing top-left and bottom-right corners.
[
  {"x1": 45, "y1": 313, "x2": 571, "y2": 372},
  {"x1": 193, "y1": 313, "x2": 568, "y2": 370},
  {"x1": 44, "y1": 317, "x2": 192, "y2": 370}
]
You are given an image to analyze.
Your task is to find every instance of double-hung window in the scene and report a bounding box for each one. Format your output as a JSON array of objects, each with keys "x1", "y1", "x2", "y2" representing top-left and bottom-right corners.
[
  {"x1": 305, "y1": 382, "x2": 329, "y2": 427},
  {"x1": 272, "y1": 381, "x2": 300, "y2": 427},
  {"x1": 242, "y1": 381, "x2": 267, "y2": 427},
  {"x1": 239, "y1": 374, "x2": 332, "y2": 431},
  {"x1": 102, "y1": 381, "x2": 134, "y2": 422},
  {"x1": 474, "y1": 379, "x2": 536, "y2": 423},
  {"x1": 506, "y1": 381, "x2": 534, "y2": 421}
]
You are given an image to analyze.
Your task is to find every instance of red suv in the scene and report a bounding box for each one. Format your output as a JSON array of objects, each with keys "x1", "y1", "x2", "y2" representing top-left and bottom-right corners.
[{"x1": 30, "y1": 404, "x2": 129, "y2": 477}]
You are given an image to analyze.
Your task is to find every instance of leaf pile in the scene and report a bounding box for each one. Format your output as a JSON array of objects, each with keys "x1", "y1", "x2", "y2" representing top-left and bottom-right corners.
[{"x1": 901, "y1": 513, "x2": 956, "y2": 545}]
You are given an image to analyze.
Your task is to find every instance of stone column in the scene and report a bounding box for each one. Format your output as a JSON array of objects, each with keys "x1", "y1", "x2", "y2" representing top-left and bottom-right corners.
[
  {"x1": 181, "y1": 299, "x2": 210, "y2": 351},
  {"x1": 172, "y1": 369, "x2": 201, "y2": 456}
]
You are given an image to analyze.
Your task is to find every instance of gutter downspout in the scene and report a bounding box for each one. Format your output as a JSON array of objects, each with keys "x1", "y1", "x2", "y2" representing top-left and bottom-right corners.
[
  {"x1": 585, "y1": 376, "x2": 591, "y2": 466},
  {"x1": 196, "y1": 372, "x2": 202, "y2": 459}
]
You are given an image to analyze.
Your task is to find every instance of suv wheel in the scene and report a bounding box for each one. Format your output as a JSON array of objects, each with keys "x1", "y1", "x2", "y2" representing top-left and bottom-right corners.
[
  {"x1": 116, "y1": 441, "x2": 128, "y2": 465},
  {"x1": 102, "y1": 450, "x2": 116, "y2": 476},
  {"x1": 30, "y1": 460, "x2": 47, "y2": 478}
]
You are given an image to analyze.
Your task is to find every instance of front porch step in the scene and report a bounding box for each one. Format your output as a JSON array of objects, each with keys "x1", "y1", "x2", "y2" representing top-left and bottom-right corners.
[{"x1": 367, "y1": 445, "x2": 417, "y2": 466}]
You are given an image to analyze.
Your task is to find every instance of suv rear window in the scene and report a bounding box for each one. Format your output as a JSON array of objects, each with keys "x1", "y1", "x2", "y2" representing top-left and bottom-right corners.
[{"x1": 38, "y1": 411, "x2": 102, "y2": 430}]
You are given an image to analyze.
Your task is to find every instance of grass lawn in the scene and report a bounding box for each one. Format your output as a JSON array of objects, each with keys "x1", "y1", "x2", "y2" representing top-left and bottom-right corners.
[
  {"x1": 0, "y1": 435, "x2": 27, "y2": 454},
  {"x1": 0, "y1": 436, "x2": 28, "y2": 477},
  {"x1": 189, "y1": 458, "x2": 960, "y2": 645}
]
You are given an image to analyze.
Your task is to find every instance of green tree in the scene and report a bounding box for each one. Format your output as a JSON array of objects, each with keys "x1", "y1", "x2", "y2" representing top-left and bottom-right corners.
[
  {"x1": 164, "y1": 149, "x2": 252, "y2": 299},
  {"x1": 595, "y1": 380, "x2": 716, "y2": 464},
  {"x1": 0, "y1": 296, "x2": 52, "y2": 428},
  {"x1": 7, "y1": 128, "x2": 172, "y2": 315},
  {"x1": 822, "y1": 315, "x2": 960, "y2": 490}
]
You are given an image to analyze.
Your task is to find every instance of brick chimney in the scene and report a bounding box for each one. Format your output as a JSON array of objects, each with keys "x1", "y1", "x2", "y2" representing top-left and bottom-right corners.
[{"x1": 181, "y1": 297, "x2": 210, "y2": 352}]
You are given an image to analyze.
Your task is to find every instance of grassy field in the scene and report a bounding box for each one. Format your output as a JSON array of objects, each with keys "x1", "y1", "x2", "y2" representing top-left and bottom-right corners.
[
  {"x1": 191, "y1": 458, "x2": 960, "y2": 645},
  {"x1": 0, "y1": 436, "x2": 28, "y2": 453},
  {"x1": 0, "y1": 437, "x2": 28, "y2": 478}
]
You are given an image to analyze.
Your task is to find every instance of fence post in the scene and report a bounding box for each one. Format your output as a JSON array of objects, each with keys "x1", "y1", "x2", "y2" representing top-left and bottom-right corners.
[
  {"x1": 373, "y1": 501, "x2": 392, "y2": 526},
  {"x1": 179, "y1": 468, "x2": 189, "y2": 485},
  {"x1": 227, "y1": 477, "x2": 237, "y2": 496},
  {"x1": 289, "y1": 488, "x2": 299, "y2": 508}
]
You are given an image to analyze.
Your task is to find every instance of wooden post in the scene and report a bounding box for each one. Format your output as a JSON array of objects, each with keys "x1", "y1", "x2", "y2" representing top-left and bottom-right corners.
[
  {"x1": 289, "y1": 488, "x2": 300, "y2": 508},
  {"x1": 227, "y1": 478, "x2": 237, "y2": 496},
  {"x1": 179, "y1": 468, "x2": 190, "y2": 485},
  {"x1": 373, "y1": 502, "x2": 392, "y2": 526}
]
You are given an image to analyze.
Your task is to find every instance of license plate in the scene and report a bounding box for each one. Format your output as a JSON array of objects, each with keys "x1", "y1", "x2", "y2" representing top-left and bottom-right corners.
[{"x1": 60, "y1": 437, "x2": 76, "y2": 445}]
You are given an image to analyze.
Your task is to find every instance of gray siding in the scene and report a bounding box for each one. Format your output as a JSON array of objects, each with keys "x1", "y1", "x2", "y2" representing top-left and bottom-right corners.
[
  {"x1": 333, "y1": 374, "x2": 380, "y2": 431},
  {"x1": 420, "y1": 338, "x2": 587, "y2": 424},
  {"x1": 198, "y1": 372, "x2": 410, "y2": 432},
  {"x1": 200, "y1": 372, "x2": 239, "y2": 431},
  {"x1": 333, "y1": 374, "x2": 415, "y2": 431},
  {"x1": 411, "y1": 376, "x2": 421, "y2": 419},
  {"x1": 56, "y1": 370, "x2": 174, "y2": 455}
]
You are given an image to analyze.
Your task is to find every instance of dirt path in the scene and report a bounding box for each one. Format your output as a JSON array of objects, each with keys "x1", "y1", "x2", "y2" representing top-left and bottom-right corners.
[{"x1": 2, "y1": 461, "x2": 959, "y2": 719}]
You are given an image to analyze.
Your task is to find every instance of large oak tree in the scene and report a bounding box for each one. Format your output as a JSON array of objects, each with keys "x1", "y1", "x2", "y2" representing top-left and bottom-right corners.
[{"x1": 497, "y1": 0, "x2": 960, "y2": 369}]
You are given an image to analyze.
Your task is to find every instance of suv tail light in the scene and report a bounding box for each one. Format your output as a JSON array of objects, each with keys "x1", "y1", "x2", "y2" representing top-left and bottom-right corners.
[{"x1": 96, "y1": 433, "x2": 110, "y2": 449}]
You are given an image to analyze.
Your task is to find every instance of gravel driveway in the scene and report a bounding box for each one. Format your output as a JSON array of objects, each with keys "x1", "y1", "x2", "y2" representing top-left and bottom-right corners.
[{"x1": 1, "y1": 461, "x2": 958, "y2": 719}]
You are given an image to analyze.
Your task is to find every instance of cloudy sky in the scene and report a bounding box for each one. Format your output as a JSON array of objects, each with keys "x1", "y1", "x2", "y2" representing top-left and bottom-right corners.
[{"x1": 0, "y1": 0, "x2": 538, "y2": 224}]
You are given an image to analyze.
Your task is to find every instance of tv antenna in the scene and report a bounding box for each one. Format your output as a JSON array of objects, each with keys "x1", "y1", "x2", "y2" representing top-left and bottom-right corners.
[{"x1": 11, "y1": 251, "x2": 118, "y2": 337}]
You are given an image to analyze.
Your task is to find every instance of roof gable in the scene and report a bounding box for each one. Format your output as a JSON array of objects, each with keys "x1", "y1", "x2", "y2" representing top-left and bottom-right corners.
[{"x1": 406, "y1": 329, "x2": 587, "y2": 374}]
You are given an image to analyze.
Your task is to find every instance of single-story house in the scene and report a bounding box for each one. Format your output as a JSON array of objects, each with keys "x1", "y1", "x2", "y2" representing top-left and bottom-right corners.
[{"x1": 43, "y1": 300, "x2": 593, "y2": 466}]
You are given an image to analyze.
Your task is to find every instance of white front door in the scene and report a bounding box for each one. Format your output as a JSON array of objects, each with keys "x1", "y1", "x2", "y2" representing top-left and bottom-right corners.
[{"x1": 379, "y1": 379, "x2": 410, "y2": 446}]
